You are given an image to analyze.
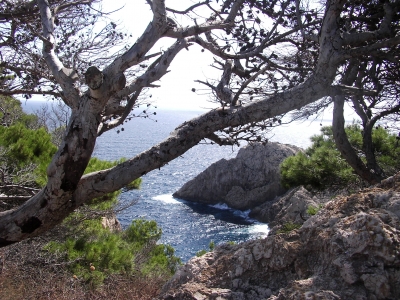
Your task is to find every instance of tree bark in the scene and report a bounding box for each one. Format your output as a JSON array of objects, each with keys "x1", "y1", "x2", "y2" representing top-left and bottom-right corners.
[{"x1": 332, "y1": 95, "x2": 382, "y2": 184}]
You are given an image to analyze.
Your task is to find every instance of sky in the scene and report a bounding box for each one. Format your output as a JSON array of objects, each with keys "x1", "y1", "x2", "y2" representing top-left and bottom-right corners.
[
  {"x1": 100, "y1": 1, "x2": 358, "y2": 120},
  {"x1": 24, "y1": 0, "x2": 356, "y2": 122},
  {"x1": 102, "y1": 0, "x2": 220, "y2": 110}
]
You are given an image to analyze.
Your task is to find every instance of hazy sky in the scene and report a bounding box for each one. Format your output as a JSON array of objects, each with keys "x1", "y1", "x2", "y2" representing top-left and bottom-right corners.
[{"x1": 103, "y1": 0, "x2": 220, "y2": 110}]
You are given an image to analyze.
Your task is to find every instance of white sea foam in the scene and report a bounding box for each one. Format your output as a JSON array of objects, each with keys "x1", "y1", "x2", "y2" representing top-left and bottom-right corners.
[
  {"x1": 153, "y1": 194, "x2": 181, "y2": 204},
  {"x1": 248, "y1": 223, "x2": 270, "y2": 236},
  {"x1": 233, "y1": 209, "x2": 251, "y2": 219},
  {"x1": 210, "y1": 203, "x2": 230, "y2": 210}
]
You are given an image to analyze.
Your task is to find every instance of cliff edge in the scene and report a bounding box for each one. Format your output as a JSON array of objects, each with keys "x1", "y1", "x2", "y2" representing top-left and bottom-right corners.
[{"x1": 159, "y1": 173, "x2": 400, "y2": 299}]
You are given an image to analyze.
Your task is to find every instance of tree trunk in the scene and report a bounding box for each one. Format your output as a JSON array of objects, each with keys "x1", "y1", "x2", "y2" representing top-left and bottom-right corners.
[
  {"x1": 332, "y1": 95, "x2": 383, "y2": 184},
  {"x1": 362, "y1": 122, "x2": 385, "y2": 178}
]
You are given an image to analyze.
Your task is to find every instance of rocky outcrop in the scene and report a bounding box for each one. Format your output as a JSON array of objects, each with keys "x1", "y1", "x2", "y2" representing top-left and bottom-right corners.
[
  {"x1": 249, "y1": 186, "x2": 325, "y2": 227},
  {"x1": 159, "y1": 173, "x2": 400, "y2": 300},
  {"x1": 173, "y1": 142, "x2": 299, "y2": 210},
  {"x1": 101, "y1": 215, "x2": 122, "y2": 232}
]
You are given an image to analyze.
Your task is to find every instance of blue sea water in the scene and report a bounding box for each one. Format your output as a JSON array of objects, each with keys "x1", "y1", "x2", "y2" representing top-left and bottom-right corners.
[
  {"x1": 23, "y1": 101, "x2": 327, "y2": 261},
  {"x1": 92, "y1": 108, "x2": 327, "y2": 261}
]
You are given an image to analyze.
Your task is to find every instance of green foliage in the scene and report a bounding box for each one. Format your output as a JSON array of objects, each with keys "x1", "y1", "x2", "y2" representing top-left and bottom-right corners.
[
  {"x1": 0, "y1": 96, "x2": 40, "y2": 128},
  {"x1": 0, "y1": 98, "x2": 161, "y2": 289},
  {"x1": 280, "y1": 124, "x2": 400, "y2": 189},
  {"x1": 141, "y1": 244, "x2": 181, "y2": 275},
  {"x1": 195, "y1": 240, "x2": 215, "y2": 257},
  {"x1": 0, "y1": 123, "x2": 57, "y2": 186},
  {"x1": 196, "y1": 249, "x2": 207, "y2": 257},
  {"x1": 45, "y1": 219, "x2": 180, "y2": 288},
  {"x1": 306, "y1": 204, "x2": 323, "y2": 216},
  {"x1": 371, "y1": 127, "x2": 400, "y2": 176},
  {"x1": 44, "y1": 158, "x2": 152, "y2": 289},
  {"x1": 125, "y1": 177, "x2": 142, "y2": 190},
  {"x1": 123, "y1": 219, "x2": 162, "y2": 247},
  {"x1": 277, "y1": 222, "x2": 301, "y2": 234}
]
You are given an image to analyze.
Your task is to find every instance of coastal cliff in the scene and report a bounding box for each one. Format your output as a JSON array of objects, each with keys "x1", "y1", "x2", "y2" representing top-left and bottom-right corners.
[
  {"x1": 159, "y1": 173, "x2": 400, "y2": 299},
  {"x1": 173, "y1": 142, "x2": 300, "y2": 210}
]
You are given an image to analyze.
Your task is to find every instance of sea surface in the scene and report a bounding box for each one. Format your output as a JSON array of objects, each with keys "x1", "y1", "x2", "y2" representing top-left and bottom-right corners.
[
  {"x1": 23, "y1": 101, "x2": 329, "y2": 261},
  {"x1": 92, "y1": 108, "x2": 329, "y2": 261}
]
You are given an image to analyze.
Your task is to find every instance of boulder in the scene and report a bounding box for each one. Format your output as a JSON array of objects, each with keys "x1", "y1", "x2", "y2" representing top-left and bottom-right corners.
[
  {"x1": 250, "y1": 186, "x2": 322, "y2": 226},
  {"x1": 173, "y1": 142, "x2": 300, "y2": 210},
  {"x1": 159, "y1": 173, "x2": 400, "y2": 300},
  {"x1": 101, "y1": 215, "x2": 122, "y2": 232}
]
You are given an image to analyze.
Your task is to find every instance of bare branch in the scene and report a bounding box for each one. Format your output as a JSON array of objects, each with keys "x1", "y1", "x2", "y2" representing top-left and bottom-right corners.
[{"x1": 166, "y1": 1, "x2": 210, "y2": 15}]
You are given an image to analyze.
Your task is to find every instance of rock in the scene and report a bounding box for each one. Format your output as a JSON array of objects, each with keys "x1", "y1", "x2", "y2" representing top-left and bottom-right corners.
[
  {"x1": 159, "y1": 173, "x2": 400, "y2": 300},
  {"x1": 173, "y1": 142, "x2": 300, "y2": 210},
  {"x1": 250, "y1": 186, "x2": 324, "y2": 228},
  {"x1": 101, "y1": 215, "x2": 122, "y2": 232}
]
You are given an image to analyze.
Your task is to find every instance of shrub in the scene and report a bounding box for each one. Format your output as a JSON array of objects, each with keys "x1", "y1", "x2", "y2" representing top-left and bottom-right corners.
[
  {"x1": 277, "y1": 222, "x2": 301, "y2": 233},
  {"x1": 45, "y1": 219, "x2": 181, "y2": 288},
  {"x1": 280, "y1": 124, "x2": 400, "y2": 189},
  {"x1": 0, "y1": 123, "x2": 57, "y2": 186},
  {"x1": 196, "y1": 240, "x2": 215, "y2": 257},
  {"x1": 306, "y1": 204, "x2": 323, "y2": 216},
  {"x1": 196, "y1": 249, "x2": 207, "y2": 257},
  {"x1": 125, "y1": 177, "x2": 142, "y2": 190},
  {"x1": 0, "y1": 95, "x2": 40, "y2": 129}
]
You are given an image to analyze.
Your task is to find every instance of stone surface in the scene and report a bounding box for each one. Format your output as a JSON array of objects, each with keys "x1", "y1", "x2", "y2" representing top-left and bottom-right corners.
[
  {"x1": 159, "y1": 173, "x2": 400, "y2": 300},
  {"x1": 173, "y1": 142, "x2": 299, "y2": 210},
  {"x1": 249, "y1": 186, "x2": 324, "y2": 228},
  {"x1": 101, "y1": 215, "x2": 122, "y2": 232}
]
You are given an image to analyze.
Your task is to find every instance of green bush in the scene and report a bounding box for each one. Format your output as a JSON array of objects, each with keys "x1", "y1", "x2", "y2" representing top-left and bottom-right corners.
[
  {"x1": 196, "y1": 249, "x2": 207, "y2": 257},
  {"x1": 0, "y1": 96, "x2": 40, "y2": 129},
  {"x1": 123, "y1": 219, "x2": 162, "y2": 247},
  {"x1": 196, "y1": 240, "x2": 215, "y2": 257},
  {"x1": 280, "y1": 124, "x2": 400, "y2": 189},
  {"x1": 44, "y1": 158, "x2": 151, "y2": 288},
  {"x1": 277, "y1": 222, "x2": 301, "y2": 233},
  {"x1": 0, "y1": 123, "x2": 57, "y2": 186},
  {"x1": 1, "y1": 99, "x2": 170, "y2": 289},
  {"x1": 45, "y1": 219, "x2": 180, "y2": 288},
  {"x1": 125, "y1": 177, "x2": 142, "y2": 190},
  {"x1": 306, "y1": 204, "x2": 323, "y2": 216}
]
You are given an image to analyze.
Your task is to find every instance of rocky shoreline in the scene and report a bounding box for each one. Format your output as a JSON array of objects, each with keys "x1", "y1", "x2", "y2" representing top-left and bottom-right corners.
[
  {"x1": 159, "y1": 173, "x2": 400, "y2": 299},
  {"x1": 160, "y1": 142, "x2": 400, "y2": 299},
  {"x1": 173, "y1": 142, "x2": 333, "y2": 229}
]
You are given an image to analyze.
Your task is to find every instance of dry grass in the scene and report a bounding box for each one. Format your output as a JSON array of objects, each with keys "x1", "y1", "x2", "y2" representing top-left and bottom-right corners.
[
  {"x1": 0, "y1": 267, "x2": 167, "y2": 300},
  {"x1": 0, "y1": 226, "x2": 168, "y2": 300}
]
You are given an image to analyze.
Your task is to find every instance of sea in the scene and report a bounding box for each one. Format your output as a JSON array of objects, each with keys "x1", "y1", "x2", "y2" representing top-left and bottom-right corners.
[{"x1": 23, "y1": 101, "x2": 329, "y2": 261}]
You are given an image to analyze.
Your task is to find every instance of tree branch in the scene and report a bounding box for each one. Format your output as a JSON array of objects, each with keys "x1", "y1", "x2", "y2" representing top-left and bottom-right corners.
[{"x1": 37, "y1": 0, "x2": 80, "y2": 109}]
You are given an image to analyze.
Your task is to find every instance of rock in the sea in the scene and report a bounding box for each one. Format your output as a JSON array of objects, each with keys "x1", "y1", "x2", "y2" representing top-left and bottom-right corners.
[
  {"x1": 159, "y1": 173, "x2": 400, "y2": 300},
  {"x1": 173, "y1": 142, "x2": 299, "y2": 210}
]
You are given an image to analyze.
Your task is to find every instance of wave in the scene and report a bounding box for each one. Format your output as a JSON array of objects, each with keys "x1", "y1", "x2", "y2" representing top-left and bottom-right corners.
[
  {"x1": 210, "y1": 203, "x2": 230, "y2": 210},
  {"x1": 152, "y1": 194, "x2": 182, "y2": 204},
  {"x1": 248, "y1": 223, "x2": 270, "y2": 235},
  {"x1": 233, "y1": 209, "x2": 251, "y2": 219}
]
